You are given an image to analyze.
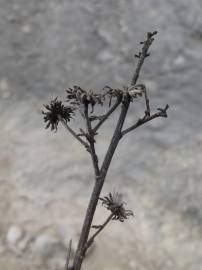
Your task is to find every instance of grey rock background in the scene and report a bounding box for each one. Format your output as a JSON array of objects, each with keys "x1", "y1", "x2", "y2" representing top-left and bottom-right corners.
[{"x1": 0, "y1": 0, "x2": 202, "y2": 269}]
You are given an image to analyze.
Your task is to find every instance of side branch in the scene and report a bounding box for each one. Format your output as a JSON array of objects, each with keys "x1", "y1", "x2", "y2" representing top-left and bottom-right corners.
[
  {"x1": 131, "y1": 31, "x2": 157, "y2": 86},
  {"x1": 59, "y1": 117, "x2": 90, "y2": 150},
  {"x1": 84, "y1": 213, "x2": 114, "y2": 252},
  {"x1": 121, "y1": 104, "x2": 169, "y2": 137},
  {"x1": 100, "y1": 97, "x2": 130, "y2": 177},
  {"x1": 142, "y1": 84, "x2": 150, "y2": 116},
  {"x1": 93, "y1": 97, "x2": 121, "y2": 133},
  {"x1": 84, "y1": 104, "x2": 100, "y2": 176}
]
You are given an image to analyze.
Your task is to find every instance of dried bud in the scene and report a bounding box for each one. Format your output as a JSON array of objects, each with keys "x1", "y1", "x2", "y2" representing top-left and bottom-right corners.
[
  {"x1": 100, "y1": 192, "x2": 134, "y2": 222},
  {"x1": 42, "y1": 97, "x2": 74, "y2": 131}
]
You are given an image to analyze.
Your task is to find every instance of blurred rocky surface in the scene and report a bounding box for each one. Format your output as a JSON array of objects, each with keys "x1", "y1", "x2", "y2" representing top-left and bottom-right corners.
[{"x1": 1, "y1": 0, "x2": 202, "y2": 269}]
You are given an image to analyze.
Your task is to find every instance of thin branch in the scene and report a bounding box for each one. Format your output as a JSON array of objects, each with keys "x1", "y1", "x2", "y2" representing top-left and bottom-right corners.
[
  {"x1": 121, "y1": 104, "x2": 169, "y2": 137},
  {"x1": 89, "y1": 115, "x2": 104, "y2": 122},
  {"x1": 84, "y1": 213, "x2": 114, "y2": 252},
  {"x1": 65, "y1": 239, "x2": 72, "y2": 270},
  {"x1": 84, "y1": 104, "x2": 100, "y2": 176},
  {"x1": 59, "y1": 116, "x2": 90, "y2": 151},
  {"x1": 142, "y1": 84, "x2": 150, "y2": 116},
  {"x1": 131, "y1": 31, "x2": 157, "y2": 86},
  {"x1": 100, "y1": 97, "x2": 130, "y2": 178},
  {"x1": 77, "y1": 129, "x2": 98, "y2": 137},
  {"x1": 93, "y1": 97, "x2": 121, "y2": 133},
  {"x1": 131, "y1": 84, "x2": 150, "y2": 116}
]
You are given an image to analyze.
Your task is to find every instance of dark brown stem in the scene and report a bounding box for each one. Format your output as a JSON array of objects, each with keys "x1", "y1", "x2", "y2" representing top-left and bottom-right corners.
[
  {"x1": 85, "y1": 213, "x2": 114, "y2": 252},
  {"x1": 93, "y1": 97, "x2": 121, "y2": 133},
  {"x1": 100, "y1": 98, "x2": 130, "y2": 177},
  {"x1": 84, "y1": 104, "x2": 100, "y2": 176},
  {"x1": 121, "y1": 104, "x2": 169, "y2": 137},
  {"x1": 141, "y1": 84, "x2": 151, "y2": 116},
  {"x1": 59, "y1": 117, "x2": 90, "y2": 150},
  {"x1": 131, "y1": 31, "x2": 157, "y2": 86}
]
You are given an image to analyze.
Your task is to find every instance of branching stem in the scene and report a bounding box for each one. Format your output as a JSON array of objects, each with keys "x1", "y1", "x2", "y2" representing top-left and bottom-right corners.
[
  {"x1": 61, "y1": 31, "x2": 169, "y2": 270},
  {"x1": 59, "y1": 117, "x2": 90, "y2": 150},
  {"x1": 84, "y1": 104, "x2": 100, "y2": 176},
  {"x1": 121, "y1": 104, "x2": 169, "y2": 137},
  {"x1": 93, "y1": 97, "x2": 122, "y2": 133},
  {"x1": 85, "y1": 213, "x2": 114, "y2": 252}
]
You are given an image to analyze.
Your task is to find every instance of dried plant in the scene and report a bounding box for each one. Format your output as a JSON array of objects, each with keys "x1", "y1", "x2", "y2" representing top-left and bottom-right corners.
[
  {"x1": 42, "y1": 31, "x2": 169, "y2": 270},
  {"x1": 99, "y1": 192, "x2": 134, "y2": 222}
]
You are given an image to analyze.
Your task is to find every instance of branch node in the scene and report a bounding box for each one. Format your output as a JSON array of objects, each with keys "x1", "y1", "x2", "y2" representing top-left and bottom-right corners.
[
  {"x1": 157, "y1": 104, "x2": 169, "y2": 117},
  {"x1": 91, "y1": 225, "x2": 102, "y2": 229}
]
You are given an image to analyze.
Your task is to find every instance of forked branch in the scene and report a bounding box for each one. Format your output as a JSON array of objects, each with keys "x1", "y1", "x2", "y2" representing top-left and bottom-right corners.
[
  {"x1": 93, "y1": 97, "x2": 122, "y2": 133},
  {"x1": 84, "y1": 213, "x2": 114, "y2": 252},
  {"x1": 83, "y1": 104, "x2": 100, "y2": 176},
  {"x1": 59, "y1": 117, "x2": 90, "y2": 151},
  {"x1": 121, "y1": 104, "x2": 169, "y2": 137}
]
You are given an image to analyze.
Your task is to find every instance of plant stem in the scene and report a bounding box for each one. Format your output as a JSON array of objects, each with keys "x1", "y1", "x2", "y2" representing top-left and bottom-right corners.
[
  {"x1": 72, "y1": 31, "x2": 159, "y2": 270},
  {"x1": 131, "y1": 31, "x2": 157, "y2": 86},
  {"x1": 93, "y1": 97, "x2": 121, "y2": 133},
  {"x1": 59, "y1": 117, "x2": 89, "y2": 150},
  {"x1": 72, "y1": 98, "x2": 130, "y2": 270},
  {"x1": 121, "y1": 104, "x2": 169, "y2": 137},
  {"x1": 85, "y1": 213, "x2": 114, "y2": 252},
  {"x1": 84, "y1": 104, "x2": 100, "y2": 176}
]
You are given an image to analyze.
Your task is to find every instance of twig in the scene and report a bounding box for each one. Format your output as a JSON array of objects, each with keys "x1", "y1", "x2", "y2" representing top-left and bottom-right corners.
[
  {"x1": 100, "y1": 98, "x2": 130, "y2": 177},
  {"x1": 131, "y1": 31, "x2": 157, "y2": 86},
  {"x1": 89, "y1": 115, "x2": 104, "y2": 122},
  {"x1": 59, "y1": 116, "x2": 90, "y2": 151},
  {"x1": 85, "y1": 213, "x2": 114, "y2": 252},
  {"x1": 84, "y1": 104, "x2": 100, "y2": 176},
  {"x1": 131, "y1": 84, "x2": 150, "y2": 117},
  {"x1": 121, "y1": 104, "x2": 169, "y2": 137},
  {"x1": 93, "y1": 97, "x2": 121, "y2": 133},
  {"x1": 141, "y1": 84, "x2": 151, "y2": 117}
]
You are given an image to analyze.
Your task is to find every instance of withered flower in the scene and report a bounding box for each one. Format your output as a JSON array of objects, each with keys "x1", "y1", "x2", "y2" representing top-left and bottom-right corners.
[
  {"x1": 100, "y1": 192, "x2": 134, "y2": 222},
  {"x1": 65, "y1": 84, "x2": 144, "y2": 116},
  {"x1": 66, "y1": 86, "x2": 104, "y2": 113},
  {"x1": 66, "y1": 85, "x2": 126, "y2": 113},
  {"x1": 42, "y1": 97, "x2": 74, "y2": 131}
]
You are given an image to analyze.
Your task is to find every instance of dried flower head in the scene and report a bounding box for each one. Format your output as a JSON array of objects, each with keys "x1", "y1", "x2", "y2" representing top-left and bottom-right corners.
[
  {"x1": 100, "y1": 192, "x2": 134, "y2": 222},
  {"x1": 66, "y1": 86, "x2": 104, "y2": 113},
  {"x1": 42, "y1": 97, "x2": 74, "y2": 131},
  {"x1": 66, "y1": 84, "x2": 147, "y2": 117}
]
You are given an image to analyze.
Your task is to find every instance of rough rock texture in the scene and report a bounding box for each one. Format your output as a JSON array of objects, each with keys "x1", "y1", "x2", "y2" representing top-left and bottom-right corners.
[{"x1": 1, "y1": 0, "x2": 202, "y2": 269}]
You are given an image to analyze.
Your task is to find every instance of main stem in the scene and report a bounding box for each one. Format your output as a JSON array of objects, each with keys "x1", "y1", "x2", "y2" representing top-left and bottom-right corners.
[{"x1": 72, "y1": 98, "x2": 130, "y2": 270}]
